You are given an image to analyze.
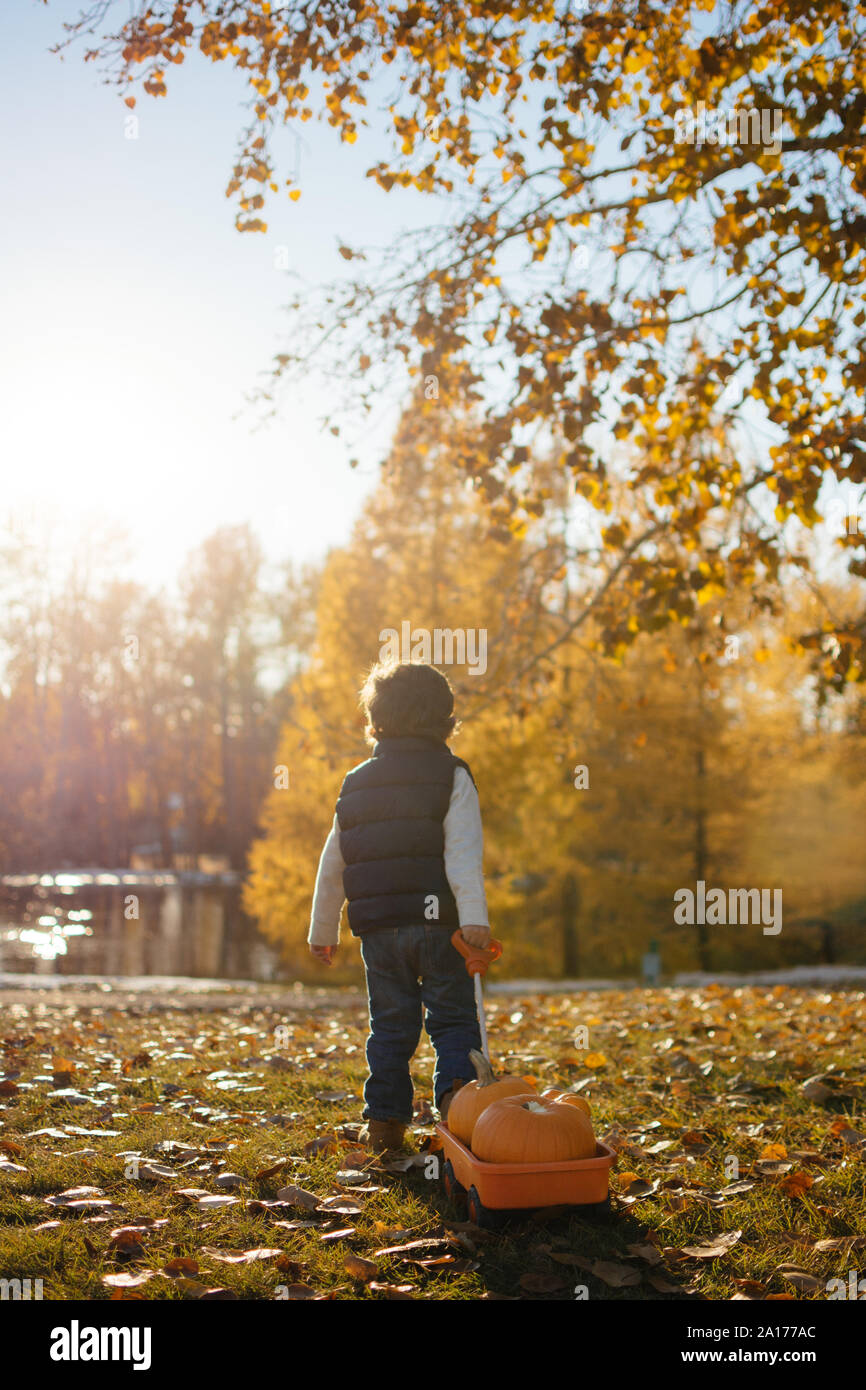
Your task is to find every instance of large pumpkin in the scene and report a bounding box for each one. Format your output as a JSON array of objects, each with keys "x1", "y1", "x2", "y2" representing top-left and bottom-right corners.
[
  {"x1": 471, "y1": 1092, "x2": 597, "y2": 1164},
  {"x1": 446, "y1": 1049, "x2": 536, "y2": 1145},
  {"x1": 540, "y1": 1086, "x2": 592, "y2": 1117}
]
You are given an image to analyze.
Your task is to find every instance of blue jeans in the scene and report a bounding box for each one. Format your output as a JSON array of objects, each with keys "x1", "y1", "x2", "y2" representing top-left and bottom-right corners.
[{"x1": 359, "y1": 924, "x2": 482, "y2": 1123}]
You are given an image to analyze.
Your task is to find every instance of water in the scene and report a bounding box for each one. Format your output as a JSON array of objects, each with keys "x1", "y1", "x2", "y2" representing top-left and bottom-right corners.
[{"x1": 0, "y1": 871, "x2": 279, "y2": 980}]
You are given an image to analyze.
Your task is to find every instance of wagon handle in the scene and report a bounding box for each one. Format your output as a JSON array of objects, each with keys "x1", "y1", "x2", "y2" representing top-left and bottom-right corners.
[
  {"x1": 450, "y1": 930, "x2": 502, "y2": 977},
  {"x1": 451, "y1": 931, "x2": 502, "y2": 1064}
]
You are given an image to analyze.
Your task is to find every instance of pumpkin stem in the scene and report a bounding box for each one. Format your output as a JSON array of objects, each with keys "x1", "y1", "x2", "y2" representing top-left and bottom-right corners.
[{"x1": 469, "y1": 1048, "x2": 496, "y2": 1087}]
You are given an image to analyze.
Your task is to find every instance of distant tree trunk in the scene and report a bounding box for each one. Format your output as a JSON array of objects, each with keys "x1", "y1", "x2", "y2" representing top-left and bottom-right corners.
[
  {"x1": 694, "y1": 667, "x2": 711, "y2": 973},
  {"x1": 561, "y1": 871, "x2": 580, "y2": 977},
  {"x1": 219, "y1": 664, "x2": 237, "y2": 868},
  {"x1": 819, "y1": 920, "x2": 836, "y2": 963}
]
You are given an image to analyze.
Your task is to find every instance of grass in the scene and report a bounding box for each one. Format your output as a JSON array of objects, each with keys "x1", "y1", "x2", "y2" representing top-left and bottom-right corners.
[{"x1": 0, "y1": 983, "x2": 864, "y2": 1301}]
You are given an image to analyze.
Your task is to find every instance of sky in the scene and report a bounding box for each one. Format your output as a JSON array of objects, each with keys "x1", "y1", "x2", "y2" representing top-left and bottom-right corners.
[
  {"x1": 0, "y1": 1, "x2": 420, "y2": 592},
  {"x1": 0, "y1": 4, "x2": 858, "y2": 600}
]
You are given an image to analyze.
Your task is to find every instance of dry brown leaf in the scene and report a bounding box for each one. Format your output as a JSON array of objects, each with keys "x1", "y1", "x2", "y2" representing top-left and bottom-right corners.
[
  {"x1": 344, "y1": 1253, "x2": 379, "y2": 1282},
  {"x1": 813, "y1": 1236, "x2": 866, "y2": 1253},
  {"x1": 201, "y1": 1246, "x2": 284, "y2": 1264},
  {"x1": 647, "y1": 1271, "x2": 688, "y2": 1294},
  {"x1": 519, "y1": 1272, "x2": 568, "y2": 1293},
  {"x1": 315, "y1": 1196, "x2": 363, "y2": 1215},
  {"x1": 759, "y1": 1142, "x2": 788, "y2": 1161},
  {"x1": 547, "y1": 1251, "x2": 593, "y2": 1269},
  {"x1": 163, "y1": 1256, "x2": 200, "y2": 1277},
  {"x1": 276, "y1": 1184, "x2": 320, "y2": 1210},
  {"x1": 775, "y1": 1265, "x2": 822, "y2": 1293},
  {"x1": 102, "y1": 1270, "x2": 157, "y2": 1288},
  {"x1": 680, "y1": 1229, "x2": 742, "y2": 1259},
  {"x1": 734, "y1": 1278, "x2": 768, "y2": 1298},
  {"x1": 625, "y1": 1242, "x2": 663, "y2": 1266},
  {"x1": 403, "y1": 1256, "x2": 479, "y2": 1273},
  {"x1": 254, "y1": 1158, "x2": 289, "y2": 1180},
  {"x1": 110, "y1": 1227, "x2": 146, "y2": 1257},
  {"x1": 778, "y1": 1170, "x2": 814, "y2": 1198},
  {"x1": 591, "y1": 1260, "x2": 642, "y2": 1288}
]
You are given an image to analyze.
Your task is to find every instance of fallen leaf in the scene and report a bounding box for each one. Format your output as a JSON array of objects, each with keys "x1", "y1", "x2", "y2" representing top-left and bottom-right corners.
[
  {"x1": 137, "y1": 1162, "x2": 177, "y2": 1183},
  {"x1": 647, "y1": 1272, "x2": 688, "y2": 1294},
  {"x1": 801, "y1": 1077, "x2": 833, "y2": 1104},
  {"x1": 315, "y1": 1196, "x2": 363, "y2": 1215},
  {"x1": 519, "y1": 1272, "x2": 568, "y2": 1293},
  {"x1": 201, "y1": 1247, "x2": 284, "y2": 1264},
  {"x1": 403, "y1": 1256, "x2": 479, "y2": 1273},
  {"x1": 163, "y1": 1257, "x2": 200, "y2": 1277},
  {"x1": 380, "y1": 1153, "x2": 429, "y2": 1173},
  {"x1": 625, "y1": 1243, "x2": 663, "y2": 1266},
  {"x1": 102, "y1": 1270, "x2": 157, "y2": 1288},
  {"x1": 303, "y1": 1135, "x2": 338, "y2": 1158},
  {"x1": 778, "y1": 1170, "x2": 814, "y2": 1198},
  {"x1": 680, "y1": 1230, "x2": 742, "y2": 1260},
  {"x1": 276, "y1": 1184, "x2": 320, "y2": 1210},
  {"x1": 344, "y1": 1254, "x2": 379, "y2": 1282},
  {"x1": 547, "y1": 1251, "x2": 593, "y2": 1269},
  {"x1": 591, "y1": 1260, "x2": 642, "y2": 1288},
  {"x1": 110, "y1": 1227, "x2": 146, "y2": 1257},
  {"x1": 813, "y1": 1236, "x2": 866, "y2": 1253},
  {"x1": 774, "y1": 1265, "x2": 822, "y2": 1293},
  {"x1": 734, "y1": 1278, "x2": 768, "y2": 1298},
  {"x1": 759, "y1": 1142, "x2": 788, "y2": 1161},
  {"x1": 253, "y1": 1158, "x2": 289, "y2": 1180}
]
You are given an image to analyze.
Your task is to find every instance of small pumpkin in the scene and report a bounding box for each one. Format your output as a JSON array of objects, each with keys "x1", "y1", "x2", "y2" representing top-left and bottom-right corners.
[
  {"x1": 446, "y1": 1049, "x2": 536, "y2": 1145},
  {"x1": 471, "y1": 1092, "x2": 597, "y2": 1164},
  {"x1": 540, "y1": 1086, "x2": 592, "y2": 1117}
]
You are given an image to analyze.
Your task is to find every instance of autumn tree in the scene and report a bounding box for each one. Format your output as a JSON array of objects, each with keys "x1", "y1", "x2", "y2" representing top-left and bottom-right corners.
[{"x1": 58, "y1": 0, "x2": 866, "y2": 684}]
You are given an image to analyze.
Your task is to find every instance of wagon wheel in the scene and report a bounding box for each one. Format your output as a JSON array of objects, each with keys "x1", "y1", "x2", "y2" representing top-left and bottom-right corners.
[
  {"x1": 466, "y1": 1184, "x2": 509, "y2": 1231},
  {"x1": 442, "y1": 1158, "x2": 467, "y2": 1211}
]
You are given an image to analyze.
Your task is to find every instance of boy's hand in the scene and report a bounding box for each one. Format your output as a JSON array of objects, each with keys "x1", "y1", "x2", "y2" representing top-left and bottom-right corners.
[
  {"x1": 309, "y1": 944, "x2": 336, "y2": 965},
  {"x1": 460, "y1": 925, "x2": 491, "y2": 949}
]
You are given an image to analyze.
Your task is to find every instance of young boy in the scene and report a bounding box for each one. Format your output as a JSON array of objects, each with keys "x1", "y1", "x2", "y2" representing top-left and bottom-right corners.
[{"x1": 308, "y1": 660, "x2": 490, "y2": 1150}]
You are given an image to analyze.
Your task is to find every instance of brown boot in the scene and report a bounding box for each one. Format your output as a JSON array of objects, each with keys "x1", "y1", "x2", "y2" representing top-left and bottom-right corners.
[
  {"x1": 438, "y1": 1079, "x2": 467, "y2": 1124},
  {"x1": 364, "y1": 1118, "x2": 406, "y2": 1152}
]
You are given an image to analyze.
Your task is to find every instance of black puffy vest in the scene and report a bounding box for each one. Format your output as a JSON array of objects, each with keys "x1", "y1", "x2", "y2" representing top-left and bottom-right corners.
[{"x1": 336, "y1": 735, "x2": 475, "y2": 935}]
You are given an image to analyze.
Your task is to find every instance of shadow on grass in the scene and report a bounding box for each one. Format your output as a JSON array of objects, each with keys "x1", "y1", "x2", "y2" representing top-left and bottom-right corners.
[{"x1": 398, "y1": 1172, "x2": 700, "y2": 1301}]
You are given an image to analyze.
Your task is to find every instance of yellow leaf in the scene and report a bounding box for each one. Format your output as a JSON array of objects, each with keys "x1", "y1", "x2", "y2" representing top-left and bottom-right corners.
[{"x1": 759, "y1": 1142, "x2": 787, "y2": 1161}]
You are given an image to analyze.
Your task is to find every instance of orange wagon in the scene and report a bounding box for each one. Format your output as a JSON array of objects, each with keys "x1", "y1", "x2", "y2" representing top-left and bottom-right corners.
[
  {"x1": 442, "y1": 932, "x2": 617, "y2": 1229},
  {"x1": 437, "y1": 1121, "x2": 617, "y2": 1228}
]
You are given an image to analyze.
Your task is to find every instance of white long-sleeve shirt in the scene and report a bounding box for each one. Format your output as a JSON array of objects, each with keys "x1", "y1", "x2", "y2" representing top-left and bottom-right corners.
[{"x1": 308, "y1": 766, "x2": 489, "y2": 946}]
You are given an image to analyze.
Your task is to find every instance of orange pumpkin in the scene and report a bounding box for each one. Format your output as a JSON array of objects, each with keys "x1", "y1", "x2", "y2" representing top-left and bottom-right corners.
[
  {"x1": 471, "y1": 1092, "x2": 597, "y2": 1164},
  {"x1": 446, "y1": 1050, "x2": 536, "y2": 1145},
  {"x1": 540, "y1": 1086, "x2": 592, "y2": 1117}
]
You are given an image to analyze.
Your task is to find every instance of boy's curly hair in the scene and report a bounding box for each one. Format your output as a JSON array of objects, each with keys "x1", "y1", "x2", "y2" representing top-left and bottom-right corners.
[{"x1": 360, "y1": 660, "x2": 458, "y2": 747}]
